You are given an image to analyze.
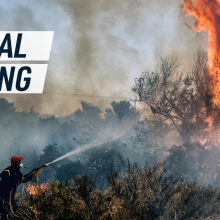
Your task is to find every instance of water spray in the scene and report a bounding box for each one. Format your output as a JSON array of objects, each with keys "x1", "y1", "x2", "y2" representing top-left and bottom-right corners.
[
  {"x1": 46, "y1": 121, "x2": 135, "y2": 166},
  {"x1": 9, "y1": 121, "x2": 135, "y2": 218}
]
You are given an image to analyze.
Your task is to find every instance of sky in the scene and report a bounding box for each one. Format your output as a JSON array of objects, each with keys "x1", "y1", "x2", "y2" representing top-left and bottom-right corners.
[{"x1": 0, "y1": 0, "x2": 208, "y2": 116}]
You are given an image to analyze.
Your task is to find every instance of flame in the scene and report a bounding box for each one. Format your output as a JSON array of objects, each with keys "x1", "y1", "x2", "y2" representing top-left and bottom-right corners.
[
  {"x1": 205, "y1": 116, "x2": 213, "y2": 128},
  {"x1": 182, "y1": 0, "x2": 220, "y2": 105},
  {"x1": 27, "y1": 183, "x2": 48, "y2": 196},
  {"x1": 181, "y1": 0, "x2": 220, "y2": 64}
]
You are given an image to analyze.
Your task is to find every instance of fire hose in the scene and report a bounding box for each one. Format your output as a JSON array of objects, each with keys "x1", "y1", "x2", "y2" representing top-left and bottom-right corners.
[{"x1": 9, "y1": 164, "x2": 48, "y2": 219}]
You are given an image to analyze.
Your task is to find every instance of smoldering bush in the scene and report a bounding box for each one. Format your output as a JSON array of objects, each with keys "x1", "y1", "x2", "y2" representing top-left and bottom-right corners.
[{"x1": 12, "y1": 161, "x2": 220, "y2": 220}]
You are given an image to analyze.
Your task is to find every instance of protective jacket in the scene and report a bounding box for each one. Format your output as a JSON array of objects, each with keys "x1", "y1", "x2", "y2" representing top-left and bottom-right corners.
[{"x1": 0, "y1": 164, "x2": 32, "y2": 219}]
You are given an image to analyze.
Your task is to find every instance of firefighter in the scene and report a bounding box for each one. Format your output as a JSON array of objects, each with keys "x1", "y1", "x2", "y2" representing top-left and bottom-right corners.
[{"x1": 0, "y1": 156, "x2": 35, "y2": 220}]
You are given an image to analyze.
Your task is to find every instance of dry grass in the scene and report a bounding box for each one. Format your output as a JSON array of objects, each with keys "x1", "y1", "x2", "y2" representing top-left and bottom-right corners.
[{"x1": 10, "y1": 161, "x2": 220, "y2": 220}]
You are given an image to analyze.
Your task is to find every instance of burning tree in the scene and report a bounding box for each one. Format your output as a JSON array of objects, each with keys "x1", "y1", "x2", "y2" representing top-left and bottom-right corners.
[
  {"x1": 182, "y1": 0, "x2": 220, "y2": 107},
  {"x1": 133, "y1": 0, "x2": 220, "y2": 144},
  {"x1": 132, "y1": 50, "x2": 217, "y2": 142},
  {"x1": 132, "y1": 49, "x2": 220, "y2": 181}
]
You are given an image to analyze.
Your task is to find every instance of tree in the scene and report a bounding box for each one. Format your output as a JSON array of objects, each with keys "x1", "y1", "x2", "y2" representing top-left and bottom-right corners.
[
  {"x1": 132, "y1": 50, "x2": 214, "y2": 142},
  {"x1": 39, "y1": 143, "x2": 61, "y2": 168},
  {"x1": 0, "y1": 98, "x2": 16, "y2": 123},
  {"x1": 104, "y1": 108, "x2": 114, "y2": 122},
  {"x1": 111, "y1": 100, "x2": 136, "y2": 121},
  {"x1": 74, "y1": 101, "x2": 102, "y2": 125}
]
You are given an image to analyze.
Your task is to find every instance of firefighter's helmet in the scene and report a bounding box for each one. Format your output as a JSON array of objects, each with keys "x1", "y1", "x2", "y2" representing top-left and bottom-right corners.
[{"x1": 11, "y1": 156, "x2": 24, "y2": 164}]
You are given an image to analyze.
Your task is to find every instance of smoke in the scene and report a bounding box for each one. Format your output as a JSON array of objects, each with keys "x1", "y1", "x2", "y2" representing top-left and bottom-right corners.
[
  {"x1": 47, "y1": 119, "x2": 135, "y2": 165},
  {"x1": 0, "y1": 0, "x2": 209, "y2": 116}
]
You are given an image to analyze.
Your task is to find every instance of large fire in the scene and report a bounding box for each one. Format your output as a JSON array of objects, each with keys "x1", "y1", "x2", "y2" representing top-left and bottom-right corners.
[{"x1": 182, "y1": 0, "x2": 220, "y2": 106}]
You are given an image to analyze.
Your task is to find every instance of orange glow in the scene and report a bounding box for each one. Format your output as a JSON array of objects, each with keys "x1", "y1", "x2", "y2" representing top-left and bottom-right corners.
[
  {"x1": 182, "y1": 0, "x2": 220, "y2": 105},
  {"x1": 27, "y1": 183, "x2": 48, "y2": 196},
  {"x1": 205, "y1": 116, "x2": 213, "y2": 128},
  {"x1": 181, "y1": 0, "x2": 220, "y2": 64}
]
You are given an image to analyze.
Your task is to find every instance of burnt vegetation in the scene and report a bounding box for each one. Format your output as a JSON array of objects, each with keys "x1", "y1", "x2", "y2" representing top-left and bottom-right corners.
[
  {"x1": 132, "y1": 49, "x2": 215, "y2": 143},
  {"x1": 2, "y1": 49, "x2": 220, "y2": 219},
  {"x1": 12, "y1": 159, "x2": 220, "y2": 220}
]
